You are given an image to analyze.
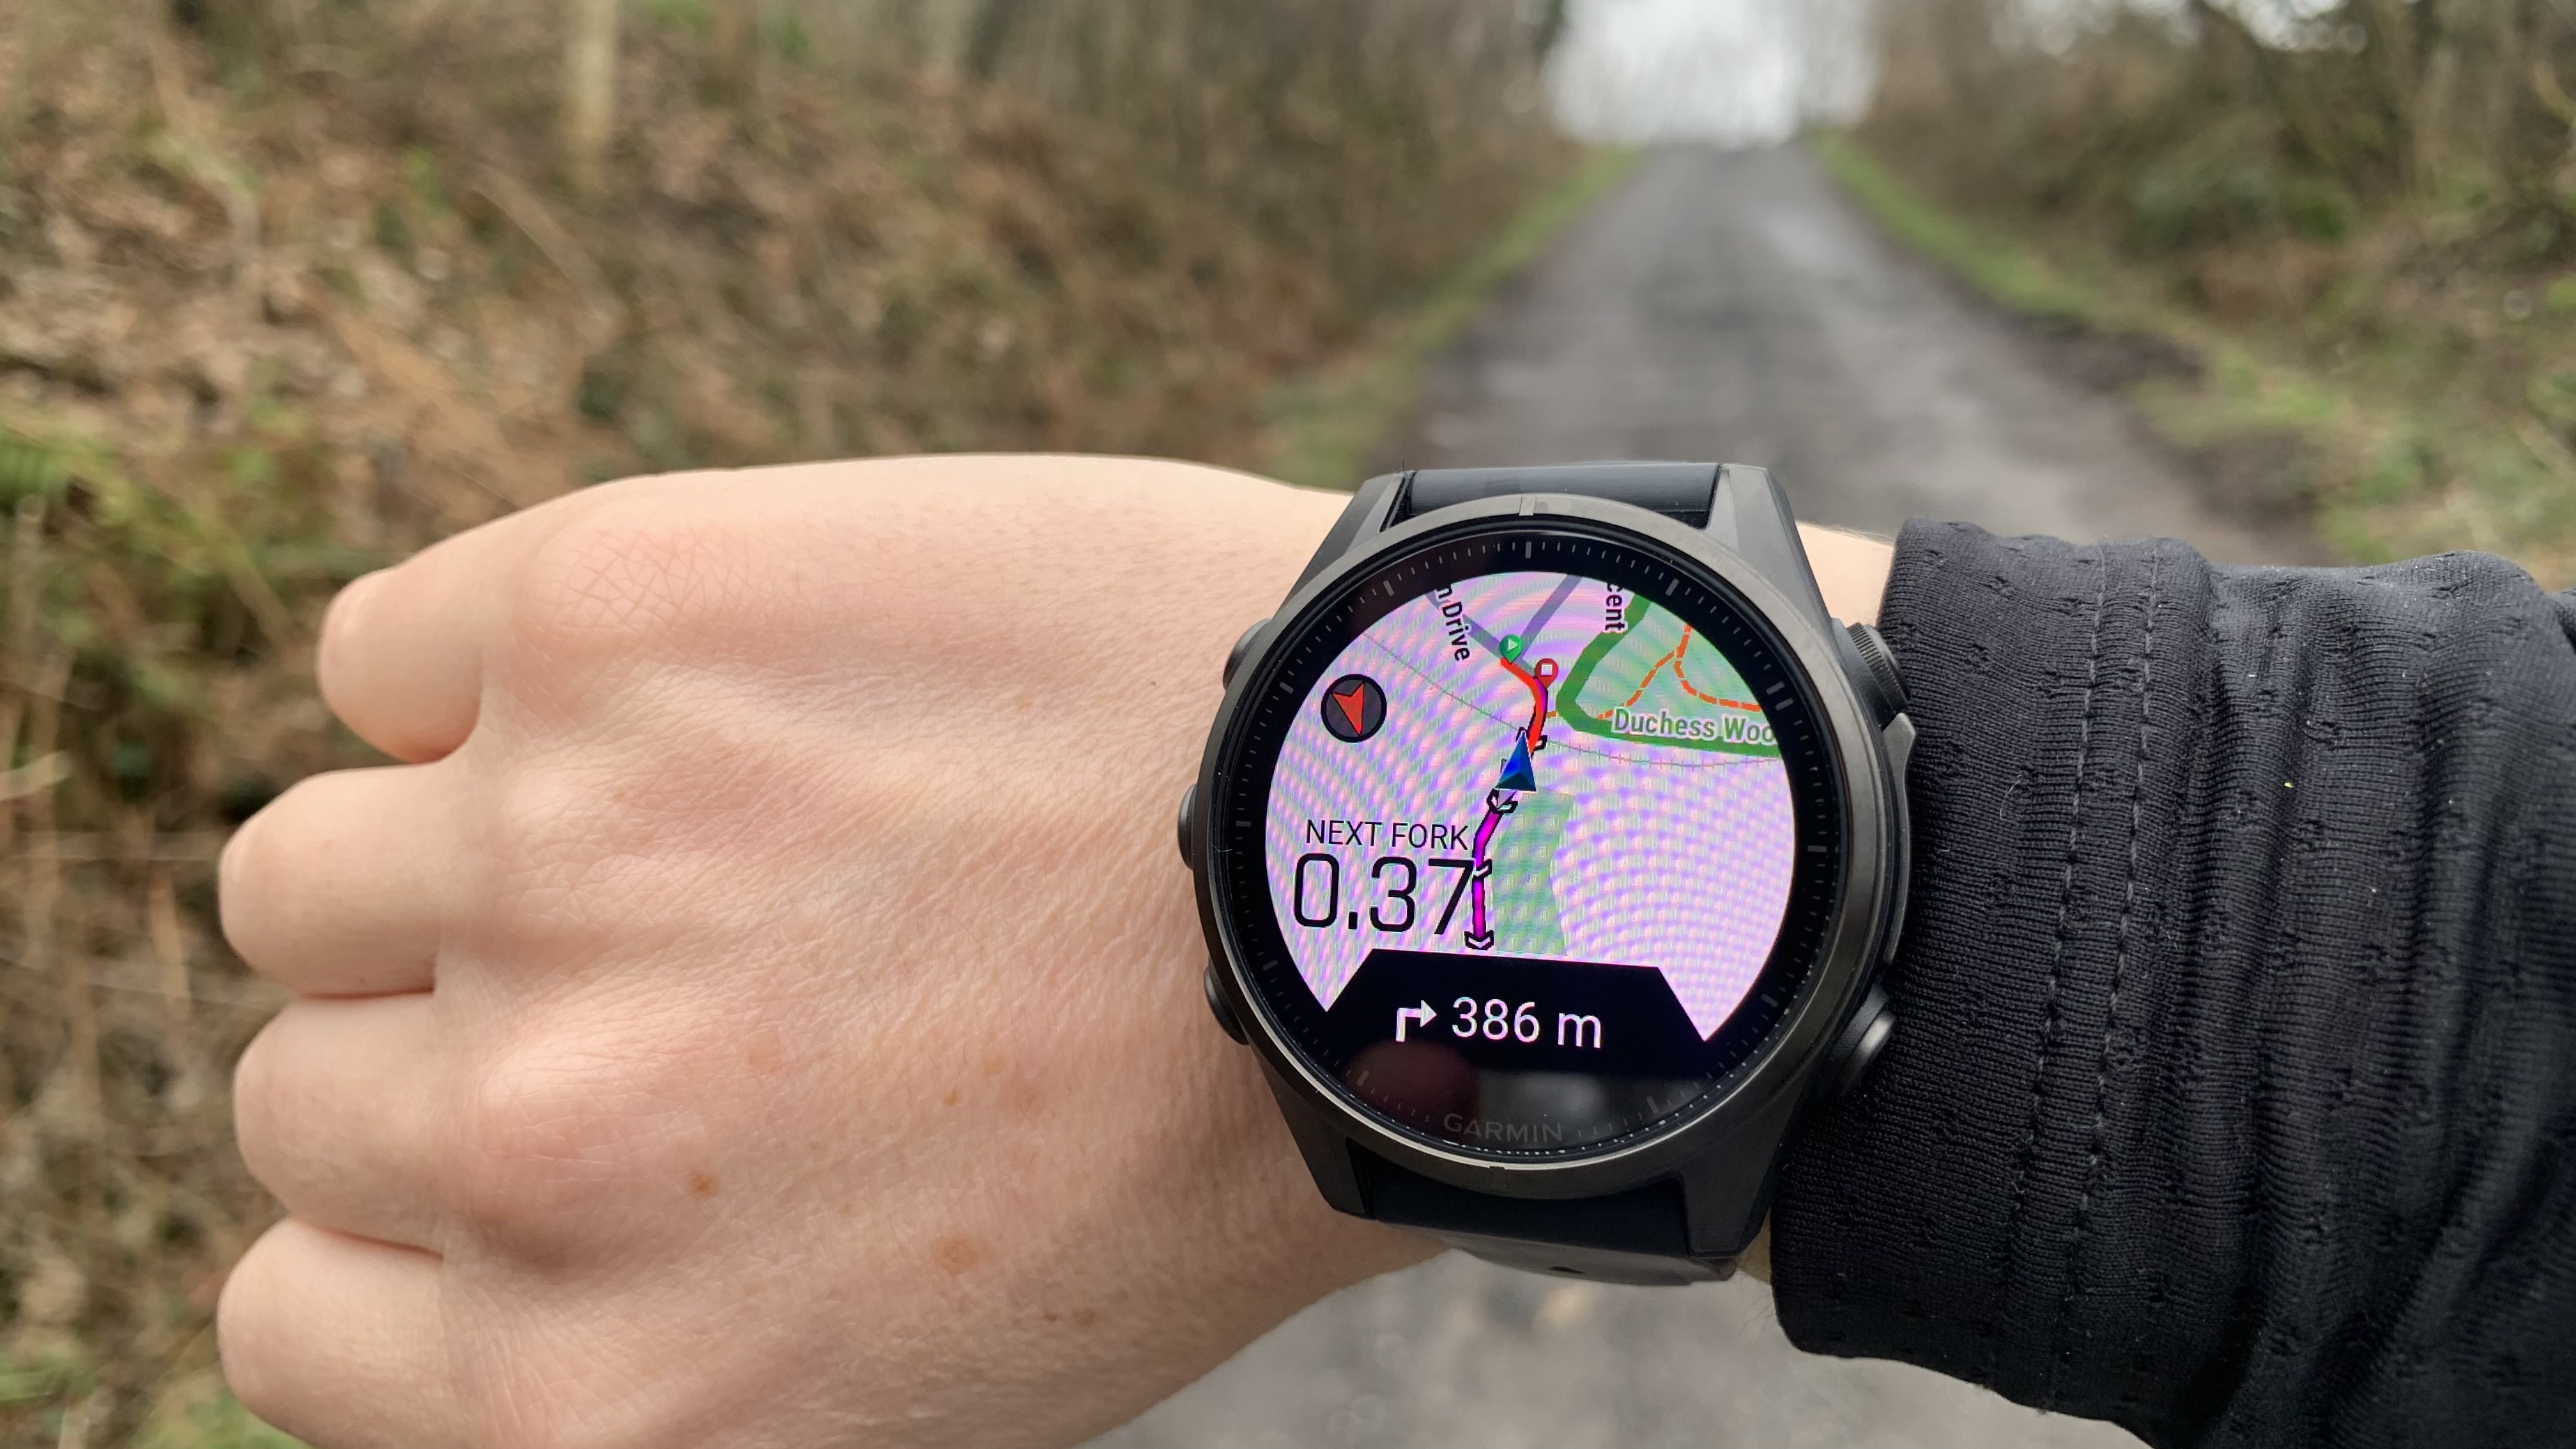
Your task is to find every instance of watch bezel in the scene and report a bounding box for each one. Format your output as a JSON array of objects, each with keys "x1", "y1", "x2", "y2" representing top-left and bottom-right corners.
[{"x1": 1190, "y1": 492, "x2": 1897, "y2": 1202}]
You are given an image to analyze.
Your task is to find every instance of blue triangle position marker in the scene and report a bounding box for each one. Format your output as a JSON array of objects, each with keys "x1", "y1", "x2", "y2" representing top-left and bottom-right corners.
[{"x1": 1497, "y1": 735, "x2": 1537, "y2": 792}]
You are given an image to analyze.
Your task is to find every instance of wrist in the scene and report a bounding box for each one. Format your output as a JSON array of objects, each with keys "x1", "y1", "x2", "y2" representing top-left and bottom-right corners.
[
  {"x1": 1133, "y1": 470, "x2": 1436, "y2": 1315},
  {"x1": 1799, "y1": 524, "x2": 1894, "y2": 627}
]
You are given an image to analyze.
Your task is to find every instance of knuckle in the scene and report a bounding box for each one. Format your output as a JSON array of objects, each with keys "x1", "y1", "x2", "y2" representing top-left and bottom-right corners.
[
  {"x1": 509, "y1": 505, "x2": 742, "y2": 664},
  {"x1": 453, "y1": 1034, "x2": 686, "y2": 1255},
  {"x1": 486, "y1": 765, "x2": 590, "y2": 869},
  {"x1": 473, "y1": 740, "x2": 751, "y2": 945},
  {"x1": 455, "y1": 1048, "x2": 593, "y2": 1239},
  {"x1": 477, "y1": 765, "x2": 637, "y2": 940}
]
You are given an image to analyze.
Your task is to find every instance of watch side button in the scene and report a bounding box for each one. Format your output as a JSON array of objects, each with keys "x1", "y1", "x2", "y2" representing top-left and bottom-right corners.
[
  {"x1": 1204, "y1": 959, "x2": 1248, "y2": 1044},
  {"x1": 1223, "y1": 617, "x2": 1271, "y2": 687},
  {"x1": 1824, "y1": 987, "x2": 1896, "y2": 1099},
  {"x1": 1177, "y1": 783, "x2": 1197, "y2": 868}
]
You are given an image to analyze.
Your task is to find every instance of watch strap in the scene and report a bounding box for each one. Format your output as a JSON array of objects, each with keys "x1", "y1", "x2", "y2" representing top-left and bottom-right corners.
[
  {"x1": 1356, "y1": 1150, "x2": 1734, "y2": 1285},
  {"x1": 1385, "y1": 461, "x2": 1830, "y2": 634},
  {"x1": 1391, "y1": 463, "x2": 1721, "y2": 528}
]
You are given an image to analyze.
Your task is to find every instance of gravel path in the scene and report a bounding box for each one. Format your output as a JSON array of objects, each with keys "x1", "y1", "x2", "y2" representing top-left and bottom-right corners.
[{"x1": 1098, "y1": 142, "x2": 2310, "y2": 1449}]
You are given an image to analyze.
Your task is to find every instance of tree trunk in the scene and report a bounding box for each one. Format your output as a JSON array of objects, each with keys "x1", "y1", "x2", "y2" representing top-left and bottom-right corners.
[{"x1": 560, "y1": 0, "x2": 622, "y2": 199}]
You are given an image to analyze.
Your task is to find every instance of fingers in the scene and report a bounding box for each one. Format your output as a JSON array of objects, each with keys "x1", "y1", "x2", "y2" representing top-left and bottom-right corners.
[
  {"x1": 318, "y1": 494, "x2": 581, "y2": 763},
  {"x1": 219, "y1": 1220, "x2": 457, "y2": 1449},
  {"x1": 319, "y1": 546, "x2": 510, "y2": 765},
  {"x1": 221, "y1": 762, "x2": 459, "y2": 996},
  {"x1": 235, "y1": 993, "x2": 448, "y2": 1251}
]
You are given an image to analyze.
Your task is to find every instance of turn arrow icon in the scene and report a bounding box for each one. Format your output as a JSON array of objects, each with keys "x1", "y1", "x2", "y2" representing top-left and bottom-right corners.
[{"x1": 1395, "y1": 1001, "x2": 1437, "y2": 1042}]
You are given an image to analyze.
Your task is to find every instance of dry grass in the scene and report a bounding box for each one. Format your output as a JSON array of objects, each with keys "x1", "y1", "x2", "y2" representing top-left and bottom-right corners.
[{"x1": 0, "y1": 2, "x2": 1571, "y2": 1442}]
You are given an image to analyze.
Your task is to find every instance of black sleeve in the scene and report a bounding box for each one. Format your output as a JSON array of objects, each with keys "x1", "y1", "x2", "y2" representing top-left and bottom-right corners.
[{"x1": 1771, "y1": 522, "x2": 2576, "y2": 1449}]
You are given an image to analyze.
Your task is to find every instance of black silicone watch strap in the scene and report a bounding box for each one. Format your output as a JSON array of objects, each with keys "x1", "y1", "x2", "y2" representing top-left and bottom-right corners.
[
  {"x1": 1356, "y1": 1150, "x2": 1729, "y2": 1284},
  {"x1": 1391, "y1": 463, "x2": 1722, "y2": 528}
]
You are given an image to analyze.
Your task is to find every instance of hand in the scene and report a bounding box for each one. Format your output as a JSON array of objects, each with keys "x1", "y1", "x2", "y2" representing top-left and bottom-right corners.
[{"x1": 217, "y1": 456, "x2": 1429, "y2": 1449}]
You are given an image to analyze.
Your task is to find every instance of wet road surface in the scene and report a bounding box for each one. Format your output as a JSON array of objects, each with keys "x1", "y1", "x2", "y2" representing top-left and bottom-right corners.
[{"x1": 1098, "y1": 142, "x2": 2310, "y2": 1449}]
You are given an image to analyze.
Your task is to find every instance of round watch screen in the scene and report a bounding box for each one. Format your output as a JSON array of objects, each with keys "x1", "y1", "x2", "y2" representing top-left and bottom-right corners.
[{"x1": 1214, "y1": 526, "x2": 1844, "y2": 1160}]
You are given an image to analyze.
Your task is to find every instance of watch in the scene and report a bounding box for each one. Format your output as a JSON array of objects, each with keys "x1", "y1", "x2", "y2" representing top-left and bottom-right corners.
[{"x1": 1178, "y1": 463, "x2": 1912, "y2": 1285}]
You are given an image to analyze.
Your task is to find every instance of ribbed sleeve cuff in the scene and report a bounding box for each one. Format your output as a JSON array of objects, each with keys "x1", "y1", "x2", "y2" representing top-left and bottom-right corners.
[
  {"x1": 1772, "y1": 521, "x2": 2576, "y2": 1449},
  {"x1": 1771, "y1": 520, "x2": 2211, "y2": 1438}
]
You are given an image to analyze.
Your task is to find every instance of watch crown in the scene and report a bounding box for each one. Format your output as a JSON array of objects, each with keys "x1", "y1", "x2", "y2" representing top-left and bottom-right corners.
[
  {"x1": 1845, "y1": 622, "x2": 1907, "y2": 721},
  {"x1": 1223, "y1": 617, "x2": 1271, "y2": 687}
]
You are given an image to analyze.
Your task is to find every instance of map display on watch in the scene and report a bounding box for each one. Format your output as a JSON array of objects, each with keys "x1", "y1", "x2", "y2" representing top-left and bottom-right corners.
[
  {"x1": 1266, "y1": 569, "x2": 1795, "y2": 1039},
  {"x1": 1213, "y1": 525, "x2": 1846, "y2": 1160}
]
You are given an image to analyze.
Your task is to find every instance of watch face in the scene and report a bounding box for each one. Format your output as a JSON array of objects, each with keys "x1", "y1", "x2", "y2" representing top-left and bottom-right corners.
[{"x1": 1210, "y1": 523, "x2": 1848, "y2": 1161}]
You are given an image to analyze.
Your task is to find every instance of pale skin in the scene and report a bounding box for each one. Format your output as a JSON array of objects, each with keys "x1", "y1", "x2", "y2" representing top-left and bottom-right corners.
[{"x1": 217, "y1": 455, "x2": 1894, "y2": 1449}]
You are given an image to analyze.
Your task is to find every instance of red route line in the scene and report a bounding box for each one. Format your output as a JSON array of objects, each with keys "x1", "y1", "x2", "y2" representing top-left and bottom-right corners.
[{"x1": 1497, "y1": 653, "x2": 1556, "y2": 745}]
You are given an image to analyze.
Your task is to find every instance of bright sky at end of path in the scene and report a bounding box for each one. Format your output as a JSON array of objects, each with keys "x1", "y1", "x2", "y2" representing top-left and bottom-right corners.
[{"x1": 1547, "y1": 0, "x2": 1876, "y2": 147}]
